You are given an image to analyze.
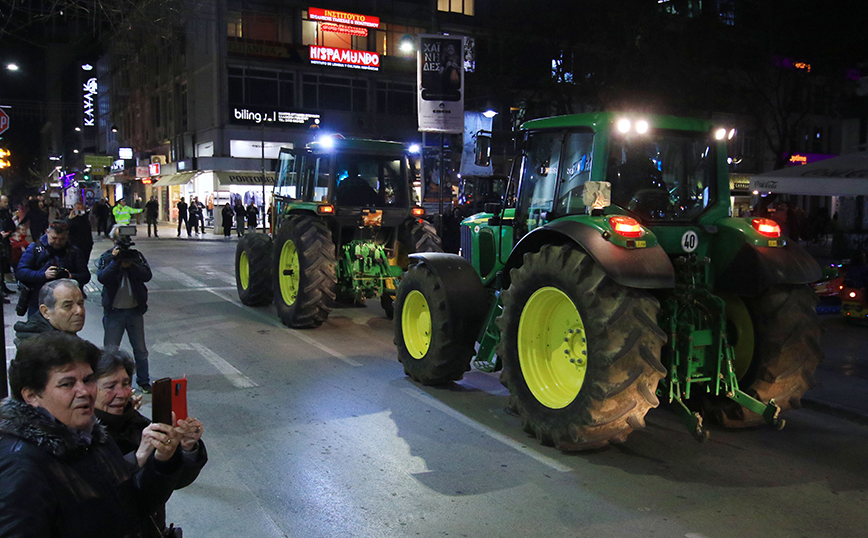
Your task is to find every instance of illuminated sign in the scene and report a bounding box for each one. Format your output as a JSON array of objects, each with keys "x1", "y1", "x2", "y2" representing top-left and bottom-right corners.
[
  {"x1": 789, "y1": 154, "x2": 807, "y2": 165},
  {"x1": 142, "y1": 178, "x2": 153, "y2": 185},
  {"x1": 119, "y1": 147, "x2": 133, "y2": 160},
  {"x1": 784, "y1": 152, "x2": 837, "y2": 166},
  {"x1": 310, "y1": 46, "x2": 379, "y2": 71},
  {"x1": 321, "y1": 22, "x2": 368, "y2": 37},
  {"x1": 232, "y1": 107, "x2": 321, "y2": 126},
  {"x1": 82, "y1": 77, "x2": 97, "y2": 127},
  {"x1": 135, "y1": 166, "x2": 149, "y2": 178},
  {"x1": 308, "y1": 7, "x2": 379, "y2": 28},
  {"x1": 149, "y1": 163, "x2": 160, "y2": 176}
]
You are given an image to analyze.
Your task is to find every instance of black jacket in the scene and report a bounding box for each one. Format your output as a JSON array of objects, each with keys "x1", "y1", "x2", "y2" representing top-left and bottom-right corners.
[
  {"x1": 97, "y1": 247, "x2": 152, "y2": 315},
  {"x1": 0, "y1": 398, "x2": 183, "y2": 538},
  {"x1": 65, "y1": 212, "x2": 94, "y2": 254},
  {"x1": 145, "y1": 200, "x2": 159, "y2": 218},
  {"x1": 246, "y1": 205, "x2": 258, "y2": 226},
  {"x1": 12, "y1": 312, "x2": 61, "y2": 345}
]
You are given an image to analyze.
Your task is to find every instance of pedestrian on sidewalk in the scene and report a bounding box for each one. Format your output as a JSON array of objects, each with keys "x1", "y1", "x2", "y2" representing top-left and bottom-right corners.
[
  {"x1": 188, "y1": 196, "x2": 203, "y2": 237},
  {"x1": 21, "y1": 200, "x2": 48, "y2": 242},
  {"x1": 246, "y1": 202, "x2": 258, "y2": 233},
  {"x1": 146, "y1": 196, "x2": 160, "y2": 237},
  {"x1": 0, "y1": 195, "x2": 17, "y2": 296},
  {"x1": 176, "y1": 197, "x2": 188, "y2": 237},
  {"x1": 98, "y1": 225, "x2": 154, "y2": 393},
  {"x1": 65, "y1": 202, "x2": 94, "y2": 264},
  {"x1": 221, "y1": 203, "x2": 234, "y2": 237},
  {"x1": 234, "y1": 200, "x2": 246, "y2": 237}
]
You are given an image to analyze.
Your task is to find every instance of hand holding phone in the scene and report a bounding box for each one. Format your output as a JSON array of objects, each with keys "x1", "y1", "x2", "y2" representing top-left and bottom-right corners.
[{"x1": 152, "y1": 377, "x2": 187, "y2": 425}]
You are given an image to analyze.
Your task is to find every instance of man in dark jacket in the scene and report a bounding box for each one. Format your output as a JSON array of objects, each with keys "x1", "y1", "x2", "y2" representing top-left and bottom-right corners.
[
  {"x1": 94, "y1": 198, "x2": 111, "y2": 237},
  {"x1": 146, "y1": 195, "x2": 160, "y2": 237},
  {"x1": 0, "y1": 195, "x2": 16, "y2": 296},
  {"x1": 13, "y1": 279, "x2": 86, "y2": 345},
  {"x1": 176, "y1": 197, "x2": 188, "y2": 237},
  {"x1": 98, "y1": 225, "x2": 154, "y2": 392},
  {"x1": 15, "y1": 221, "x2": 90, "y2": 317},
  {"x1": 64, "y1": 202, "x2": 94, "y2": 263},
  {"x1": 0, "y1": 333, "x2": 184, "y2": 538}
]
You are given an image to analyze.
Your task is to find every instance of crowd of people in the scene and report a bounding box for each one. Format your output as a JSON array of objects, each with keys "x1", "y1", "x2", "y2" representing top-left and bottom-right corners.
[{"x1": 0, "y1": 192, "x2": 208, "y2": 536}]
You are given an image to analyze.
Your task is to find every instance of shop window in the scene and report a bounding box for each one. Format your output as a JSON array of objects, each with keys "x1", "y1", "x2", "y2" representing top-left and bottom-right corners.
[
  {"x1": 301, "y1": 10, "x2": 371, "y2": 50},
  {"x1": 303, "y1": 74, "x2": 368, "y2": 112},
  {"x1": 374, "y1": 24, "x2": 425, "y2": 57},
  {"x1": 227, "y1": 12, "x2": 242, "y2": 37},
  {"x1": 437, "y1": 0, "x2": 474, "y2": 16},
  {"x1": 376, "y1": 81, "x2": 414, "y2": 115}
]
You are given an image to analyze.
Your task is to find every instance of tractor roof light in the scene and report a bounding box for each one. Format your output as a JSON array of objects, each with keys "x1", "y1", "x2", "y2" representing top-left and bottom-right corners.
[
  {"x1": 751, "y1": 218, "x2": 781, "y2": 238},
  {"x1": 635, "y1": 120, "x2": 649, "y2": 134},
  {"x1": 849, "y1": 291, "x2": 858, "y2": 299},
  {"x1": 609, "y1": 216, "x2": 644, "y2": 238},
  {"x1": 714, "y1": 128, "x2": 727, "y2": 141},
  {"x1": 616, "y1": 118, "x2": 631, "y2": 133}
]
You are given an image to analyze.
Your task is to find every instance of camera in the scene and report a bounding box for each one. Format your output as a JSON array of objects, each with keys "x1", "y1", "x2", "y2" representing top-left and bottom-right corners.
[
  {"x1": 55, "y1": 267, "x2": 71, "y2": 279},
  {"x1": 115, "y1": 225, "x2": 139, "y2": 260}
]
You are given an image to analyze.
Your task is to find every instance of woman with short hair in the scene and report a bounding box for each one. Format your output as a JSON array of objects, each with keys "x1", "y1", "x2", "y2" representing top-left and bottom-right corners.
[{"x1": 0, "y1": 333, "x2": 184, "y2": 537}]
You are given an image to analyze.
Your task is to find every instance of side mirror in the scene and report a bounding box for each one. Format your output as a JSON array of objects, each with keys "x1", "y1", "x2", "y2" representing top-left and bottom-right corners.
[{"x1": 474, "y1": 131, "x2": 492, "y2": 167}]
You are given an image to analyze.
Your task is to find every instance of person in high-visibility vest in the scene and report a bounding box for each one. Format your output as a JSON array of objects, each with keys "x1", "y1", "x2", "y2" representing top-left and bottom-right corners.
[{"x1": 112, "y1": 199, "x2": 143, "y2": 226}]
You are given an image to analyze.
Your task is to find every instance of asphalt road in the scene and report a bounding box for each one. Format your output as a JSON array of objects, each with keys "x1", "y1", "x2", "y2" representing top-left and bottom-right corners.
[{"x1": 5, "y1": 232, "x2": 867, "y2": 538}]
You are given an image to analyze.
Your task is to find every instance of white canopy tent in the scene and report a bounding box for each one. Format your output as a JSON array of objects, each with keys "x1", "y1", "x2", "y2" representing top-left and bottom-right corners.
[{"x1": 750, "y1": 152, "x2": 868, "y2": 196}]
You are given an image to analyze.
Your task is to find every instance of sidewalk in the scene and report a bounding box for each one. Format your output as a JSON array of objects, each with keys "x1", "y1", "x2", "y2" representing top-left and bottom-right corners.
[{"x1": 118, "y1": 220, "x2": 267, "y2": 241}]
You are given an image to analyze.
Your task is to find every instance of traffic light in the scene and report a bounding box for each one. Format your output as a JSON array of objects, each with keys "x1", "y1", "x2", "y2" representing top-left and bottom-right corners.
[
  {"x1": 0, "y1": 148, "x2": 10, "y2": 169},
  {"x1": 82, "y1": 171, "x2": 91, "y2": 180}
]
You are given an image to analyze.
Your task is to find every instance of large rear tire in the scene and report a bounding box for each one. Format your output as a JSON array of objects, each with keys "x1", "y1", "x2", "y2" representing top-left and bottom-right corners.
[
  {"x1": 272, "y1": 215, "x2": 337, "y2": 329},
  {"x1": 395, "y1": 261, "x2": 486, "y2": 385},
  {"x1": 235, "y1": 233, "x2": 273, "y2": 306},
  {"x1": 403, "y1": 218, "x2": 443, "y2": 254},
  {"x1": 497, "y1": 245, "x2": 667, "y2": 451},
  {"x1": 707, "y1": 285, "x2": 822, "y2": 427}
]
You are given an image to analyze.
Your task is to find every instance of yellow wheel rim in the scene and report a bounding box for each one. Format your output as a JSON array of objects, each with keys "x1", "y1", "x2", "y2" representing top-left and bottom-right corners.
[
  {"x1": 518, "y1": 287, "x2": 587, "y2": 409},
  {"x1": 239, "y1": 251, "x2": 250, "y2": 290},
  {"x1": 719, "y1": 292, "x2": 754, "y2": 381},
  {"x1": 278, "y1": 240, "x2": 300, "y2": 306},
  {"x1": 402, "y1": 290, "x2": 432, "y2": 359}
]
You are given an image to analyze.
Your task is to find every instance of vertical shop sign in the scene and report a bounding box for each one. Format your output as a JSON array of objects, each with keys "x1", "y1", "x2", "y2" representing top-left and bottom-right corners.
[{"x1": 417, "y1": 34, "x2": 465, "y2": 133}]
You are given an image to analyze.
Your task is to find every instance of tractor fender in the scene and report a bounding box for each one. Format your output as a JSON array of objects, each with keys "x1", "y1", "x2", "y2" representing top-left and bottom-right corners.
[
  {"x1": 715, "y1": 242, "x2": 821, "y2": 297},
  {"x1": 406, "y1": 253, "x2": 491, "y2": 333},
  {"x1": 503, "y1": 220, "x2": 675, "y2": 290}
]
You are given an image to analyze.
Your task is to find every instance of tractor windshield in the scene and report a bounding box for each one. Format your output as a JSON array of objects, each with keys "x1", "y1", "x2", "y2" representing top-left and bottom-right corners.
[
  {"x1": 607, "y1": 129, "x2": 716, "y2": 222},
  {"x1": 333, "y1": 153, "x2": 409, "y2": 208}
]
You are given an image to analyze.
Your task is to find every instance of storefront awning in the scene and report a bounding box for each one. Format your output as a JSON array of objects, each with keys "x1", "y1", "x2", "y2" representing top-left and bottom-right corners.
[
  {"x1": 750, "y1": 152, "x2": 868, "y2": 196},
  {"x1": 103, "y1": 173, "x2": 126, "y2": 185},
  {"x1": 153, "y1": 171, "x2": 199, "y2": 187},
  {"x1": 214, "y1": 170, "x2": 275, "y2": 186}
]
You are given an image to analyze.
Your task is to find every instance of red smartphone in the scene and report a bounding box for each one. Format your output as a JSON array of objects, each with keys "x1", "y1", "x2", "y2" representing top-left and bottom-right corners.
[
  {"x1": 171, "y1": 378, "x2": 187, "y2": 422},
  {"x1": 152, "y1": 377, "x2": 187, "y2": 424}
]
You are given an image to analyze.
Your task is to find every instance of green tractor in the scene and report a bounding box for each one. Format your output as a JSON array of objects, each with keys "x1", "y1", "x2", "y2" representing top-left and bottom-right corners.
[
  {"x1": 395, "y1": 112, "x2": 822, "y2": 450},
  {"x1": 236, "y1": 136, "x2": 441, "y2": 328}
]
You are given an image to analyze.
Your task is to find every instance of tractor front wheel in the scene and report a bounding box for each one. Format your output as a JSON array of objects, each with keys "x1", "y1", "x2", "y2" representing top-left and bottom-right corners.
[
  {"x1": 272, "y1": 215, "x2": 337, "y2": 329},
  {"x1": 395, "y1": 262, "x2": 483, "y2": 384},
  {"x1": 497, "y1": 245, "x2": 668, "y2": 451},
  {"x1": 708, "y1": 285, "x2": 822, "y2": 427},
  {"x1": 235, "y1": 233, "x2": 273, "y2": 306}
]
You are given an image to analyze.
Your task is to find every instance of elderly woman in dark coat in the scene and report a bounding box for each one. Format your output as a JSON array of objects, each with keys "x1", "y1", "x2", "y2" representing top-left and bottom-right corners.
[
  {"x1": 93, "y1": 348, "x2": 207, "y2": 533},
  {"x1": 0, "y1": 333, "x2": 184, "y2": 537}
]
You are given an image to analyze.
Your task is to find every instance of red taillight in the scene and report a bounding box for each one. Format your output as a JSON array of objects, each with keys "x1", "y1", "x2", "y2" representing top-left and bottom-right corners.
[
  {"x1": 609, "y1": 216, "x2": 643, "y2": 238},
  {"x1": 751, "y1": 218, "x2": 781, "y2": 238},
  {"x1": 317, "y1": 204, "x2": 335, "y2": 214},
  {"x1": 411, "y1": 206, "x2": 425, "y2": 217}
]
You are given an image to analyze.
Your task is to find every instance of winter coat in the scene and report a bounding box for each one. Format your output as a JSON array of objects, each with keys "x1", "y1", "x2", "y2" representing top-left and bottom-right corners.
[
  {"x1": 97, "y1": 247, "x2": 152, "y2": 315},
  {"x1": 246, "y1": 205, "x2": 258, "y2": 227},
  {"x1": 176, "y1": 201, "x2": 188, "y2": 220},
  {"x1": 0, "y1": 398, "x2": 183, "y2": 538},
  {"x1": 113, "y1": 205, "x2": 143, "y2": 226},
  {"x1": 21, "y1": 207, "x2": 49, "y2": 242},
  {"x1": 145, "y1": 200, "x2": 159, "y2": 219},
  {"x1": 65, "y1": 212, "x2": 94, "y2": 254},
  {"x1": 15, "y1": 235, "x2": 90, "y2": 314},
  {"x1": 188, "y1": 203, "x2": 203, "y2": 223},
  {"x1": 221, "y1": 206, "x2": 234, "y2": 230},
  {"x1": 12, "y1": 311, "x2": 62, "y2": 346}
]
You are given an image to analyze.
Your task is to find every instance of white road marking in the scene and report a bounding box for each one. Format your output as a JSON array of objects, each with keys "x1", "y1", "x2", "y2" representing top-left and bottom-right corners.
[
  {"x1": 401, "y1": 387, "x2": 573, "y2": 473},
  {"x1": 205, "y1": 288, "x2": 362, "y2": 367},
  {"x1": 191, "y1": 343, "x2": 258, "y2": 388}
]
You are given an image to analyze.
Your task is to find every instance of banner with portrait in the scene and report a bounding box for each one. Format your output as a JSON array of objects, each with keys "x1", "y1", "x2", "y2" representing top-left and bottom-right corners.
[{"x1": 417, "y1": 34, "x2": 465, "y2": 133}]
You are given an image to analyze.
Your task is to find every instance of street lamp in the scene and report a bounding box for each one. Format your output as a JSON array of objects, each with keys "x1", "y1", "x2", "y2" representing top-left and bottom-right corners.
[{"x1": 5, "y1": 63, "x2": 19, "y2": 72}]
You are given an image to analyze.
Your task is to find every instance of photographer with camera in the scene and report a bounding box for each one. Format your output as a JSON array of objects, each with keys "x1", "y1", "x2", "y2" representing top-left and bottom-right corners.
[
  {"x1": 15, "y1": 221, "x2": 91, "y2": 317},
  {"x1": 98, "y1": 225, "x2": 154, "y2": 393}
]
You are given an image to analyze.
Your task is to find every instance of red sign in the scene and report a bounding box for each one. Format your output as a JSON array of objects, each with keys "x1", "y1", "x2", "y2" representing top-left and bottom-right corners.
[
  {"x1": 149, "y1": 162, "x2": 160, "y2": 176},
  {"x1": 309, "y1": 7, "x2": 379, "y2": 28},
  {"x1": 0, "y1": 109, "x2": 9, "y2": 136},
  {"x1": 321, "y1": 22, "x2": 368, "y2": 37},
  {"x1": 142, "y1": 178, "x2": 152, "y2": 185},
  {"x1": 310, "y1": 46, "x2": 380, "y2": 71}
]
